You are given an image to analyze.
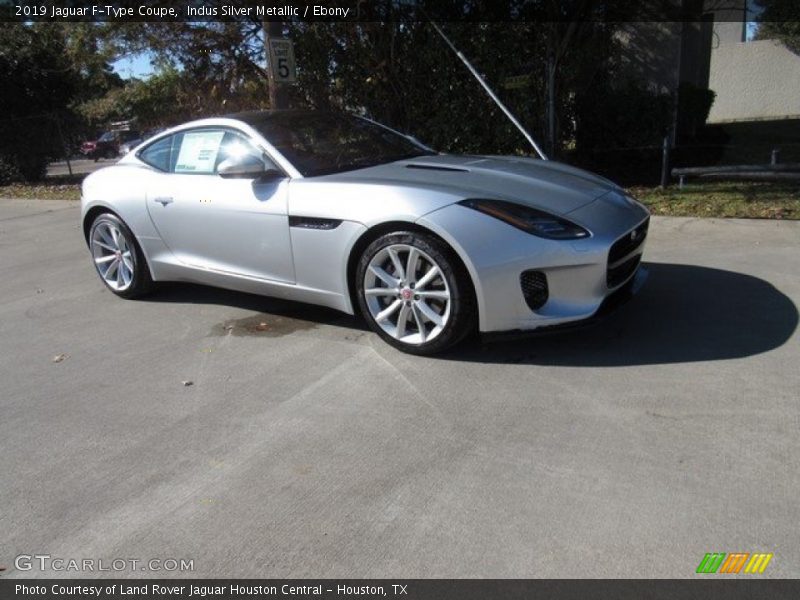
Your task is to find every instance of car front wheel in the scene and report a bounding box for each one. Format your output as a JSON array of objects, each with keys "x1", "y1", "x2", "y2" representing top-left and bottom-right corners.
[
  {"x1": 356, "y1": 231, "x2": 475, "y2": 355},
  {"x1": 88, "y1": 213, "x2": 153, "y2": 299}
]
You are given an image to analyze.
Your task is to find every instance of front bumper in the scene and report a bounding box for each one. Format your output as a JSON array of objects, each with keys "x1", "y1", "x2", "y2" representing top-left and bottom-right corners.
[
  {"x1": 417, "y1": 195, "x2": 650, "y2": 333},
  {"x1": 480, "y1": 266, "x2": 647, "y2": 341}
]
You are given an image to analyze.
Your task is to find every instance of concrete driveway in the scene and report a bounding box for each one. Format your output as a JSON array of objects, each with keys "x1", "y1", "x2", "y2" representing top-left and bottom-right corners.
[{"x1": 1, "y1": 199, "x2": 798, "y2": 578}]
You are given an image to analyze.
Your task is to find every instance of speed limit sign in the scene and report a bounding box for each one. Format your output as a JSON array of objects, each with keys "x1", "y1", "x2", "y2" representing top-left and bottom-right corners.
[{"x1": 268, "y1": 38, "x2": 296, "y2": 83}]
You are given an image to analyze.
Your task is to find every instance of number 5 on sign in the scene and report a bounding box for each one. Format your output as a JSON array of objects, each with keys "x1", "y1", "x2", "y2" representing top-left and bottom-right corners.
[{"x1": 268, "y1": 39, "x2": 296, "y2": 83}]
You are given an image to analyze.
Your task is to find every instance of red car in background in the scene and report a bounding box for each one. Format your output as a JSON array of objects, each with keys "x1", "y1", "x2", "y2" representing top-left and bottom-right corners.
[{"x1": 80, "y1": 130, "x2": 141, "y2": 161}]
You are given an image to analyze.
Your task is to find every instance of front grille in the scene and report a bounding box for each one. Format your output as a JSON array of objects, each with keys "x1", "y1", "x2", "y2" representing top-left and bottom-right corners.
[
  {"x1": 609, "y1": 218, "x2": 649, "y2": 264},
  {"x1": 607, "y1": 218, "x2": 648, "y2": 287},
  {"x1": 607, "y1": 254, "x2": 642, "y2": 288},
  {"x1": 520, "y1": 270, "x2": 548, "y2": 310}
]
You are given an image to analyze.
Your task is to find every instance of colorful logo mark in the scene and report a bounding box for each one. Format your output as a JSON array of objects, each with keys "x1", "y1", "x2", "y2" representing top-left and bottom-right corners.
[{"x1": 696, "y1": 552, "x2": 773, "y2": 574}]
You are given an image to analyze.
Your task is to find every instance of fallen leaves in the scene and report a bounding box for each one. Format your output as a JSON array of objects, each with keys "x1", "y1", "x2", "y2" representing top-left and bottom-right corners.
[
  {"x1": 629, "y1": 182, "x2": 800, "y2": 220},
  {"x1": 0, "y1": 184, "x2": 81, "y2": 201}
]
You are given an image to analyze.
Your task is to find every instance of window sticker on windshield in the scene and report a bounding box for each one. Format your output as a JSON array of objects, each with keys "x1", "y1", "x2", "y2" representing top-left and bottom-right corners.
[{"x1": 174, "y1": 131, "x2": 225, "y2": 174}]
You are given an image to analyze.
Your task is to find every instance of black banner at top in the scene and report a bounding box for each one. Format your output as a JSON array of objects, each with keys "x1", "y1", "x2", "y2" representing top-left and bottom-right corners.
[{"x1": 0, "y1": 0, "x2": 766, "y2": 23}]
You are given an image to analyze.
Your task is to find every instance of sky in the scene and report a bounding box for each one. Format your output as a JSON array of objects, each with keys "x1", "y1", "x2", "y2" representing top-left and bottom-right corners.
[{"x1": 112, "y1": 53, "x2": 154, "y2": 79}]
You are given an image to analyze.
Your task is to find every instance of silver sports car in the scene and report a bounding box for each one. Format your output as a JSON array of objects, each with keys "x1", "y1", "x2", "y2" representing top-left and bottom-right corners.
[{"x1": 81, "y1": 110, "x2": 649, "y2": 354}]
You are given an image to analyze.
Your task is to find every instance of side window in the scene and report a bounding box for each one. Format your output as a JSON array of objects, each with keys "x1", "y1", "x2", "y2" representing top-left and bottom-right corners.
[
  {"x1": 139, "y1": 129, "x2": 278, "y2": 175},
  {"x1": 138, "y1": 135, "x2": 173, "y2": 172},
  {"x1": 215, "y1": 131, "x2": 267, "y2": 173},
  {"x1": 173, "y1": 129, "x2": 226, "y2": 175}
]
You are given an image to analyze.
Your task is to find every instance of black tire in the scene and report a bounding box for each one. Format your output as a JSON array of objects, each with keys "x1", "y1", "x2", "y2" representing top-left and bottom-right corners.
[
  {"x1": 356, "y1": 231, "x2": 476, "y2": 355},
  {"x1": 88, "y1": 212, "x2": 154, "y2": 299}
]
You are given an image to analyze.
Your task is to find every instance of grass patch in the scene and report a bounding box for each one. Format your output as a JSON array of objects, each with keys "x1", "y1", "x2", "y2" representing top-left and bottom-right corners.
[
  {"x1": 630, "y1": 181, "x2": 800, "y2": 219},
  {"x1": 0, "y1": 183, "x2": 80, "y2": 201}
]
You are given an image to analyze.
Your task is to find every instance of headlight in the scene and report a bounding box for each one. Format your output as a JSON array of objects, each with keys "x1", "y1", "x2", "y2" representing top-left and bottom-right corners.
[{"x1": 458, "y1": 199, "x2": 590, "y2": 240}]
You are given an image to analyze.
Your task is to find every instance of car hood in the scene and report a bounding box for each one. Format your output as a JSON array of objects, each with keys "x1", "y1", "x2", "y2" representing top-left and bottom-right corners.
[{"x1": 319, "y1": 154, "x2": 621, "y2": 215}]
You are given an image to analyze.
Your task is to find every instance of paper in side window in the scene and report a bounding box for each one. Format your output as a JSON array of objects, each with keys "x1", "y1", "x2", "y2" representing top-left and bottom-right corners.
[{"x1": 175, "y1": 131, "x2": 226, "y2": 174}]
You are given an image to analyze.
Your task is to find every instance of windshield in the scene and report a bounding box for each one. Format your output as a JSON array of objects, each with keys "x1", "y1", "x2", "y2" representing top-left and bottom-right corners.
[
  {"x1": 98, "y1": 132, "x2": 116, "y2": 142},
  {"x1": 249, "y1": 112, "x2": 435, "y2": 177}
]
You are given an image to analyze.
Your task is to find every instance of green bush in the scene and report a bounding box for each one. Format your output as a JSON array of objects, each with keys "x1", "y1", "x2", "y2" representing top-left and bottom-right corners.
[
  {"x1": 0, "y1": 24, "x2": 79, "y2": 183},
  {"x1": 677, "y1": 83, "x2": 716, "y2": 139},
  {"x1": 575, "y1": 79, "x2": 674, "y2": 150},
  {"x1": 0, "y1": 153, "x2": 50, "y2": 185},
  {"x1": 0, "y1": 155, "x2": 23, "y2": 186}
]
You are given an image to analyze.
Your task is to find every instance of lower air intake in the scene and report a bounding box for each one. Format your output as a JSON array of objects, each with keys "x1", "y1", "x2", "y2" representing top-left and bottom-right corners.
[{"x1": 520, "y1": 270, "x2": 548, "y2": 311}]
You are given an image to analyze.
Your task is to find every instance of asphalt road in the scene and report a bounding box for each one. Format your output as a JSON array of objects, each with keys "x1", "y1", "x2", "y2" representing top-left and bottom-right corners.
[{"x1": 1, "y1": 199, "x2": 798, "y2": 578}]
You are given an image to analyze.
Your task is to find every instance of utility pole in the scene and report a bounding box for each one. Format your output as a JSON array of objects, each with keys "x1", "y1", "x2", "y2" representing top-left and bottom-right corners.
[{"x1": 263, "y1": 18, "x2": 290, "y2": 109}]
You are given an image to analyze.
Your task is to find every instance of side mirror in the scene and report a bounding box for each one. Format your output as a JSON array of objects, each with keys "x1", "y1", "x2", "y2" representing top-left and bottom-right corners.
[{"x1": 218, "y1": 155, "x2": 282, "y2": 179}]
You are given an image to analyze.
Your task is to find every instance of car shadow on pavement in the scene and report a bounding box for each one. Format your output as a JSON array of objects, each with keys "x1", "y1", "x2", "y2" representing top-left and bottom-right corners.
[
  {"x1": 447, "y1": 262, "x2": 799, "y2": 366},
  {"x1": 142, "y1": 263, "x2": 797, "y2": 366},
  {"x1": 143, "y1": 282, "x2": 369, "y2": 334}
]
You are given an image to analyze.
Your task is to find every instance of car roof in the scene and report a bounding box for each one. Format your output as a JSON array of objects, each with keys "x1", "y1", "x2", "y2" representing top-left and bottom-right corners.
[{"x1": 225, "y1": 109, "x2": 345, "y2": 126}]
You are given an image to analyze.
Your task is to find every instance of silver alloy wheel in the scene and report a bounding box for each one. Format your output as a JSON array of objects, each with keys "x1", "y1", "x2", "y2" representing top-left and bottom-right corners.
[
  {"x1": 90, "y1": 220, "x2": 135, "y2": 291},
  {"x1": 363, "y1": 244, "x2": 451, "y2": 345}
]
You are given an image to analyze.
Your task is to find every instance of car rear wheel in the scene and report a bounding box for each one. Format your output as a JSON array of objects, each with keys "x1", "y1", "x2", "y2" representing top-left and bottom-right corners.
[
  {"x1": 89, "y1": 213, "x2": 153, "y2": 299},
  {"x1": 356, "y1": 231, "x2": 475, "y2": 355}
]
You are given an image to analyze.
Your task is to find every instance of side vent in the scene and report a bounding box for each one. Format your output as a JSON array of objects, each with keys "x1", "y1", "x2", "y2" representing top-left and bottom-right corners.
[{"x1": 288, "y1": 216, "x2": 342, "y2": 230}]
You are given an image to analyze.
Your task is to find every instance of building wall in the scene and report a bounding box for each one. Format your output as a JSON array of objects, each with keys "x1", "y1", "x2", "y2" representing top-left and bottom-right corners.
[
  {"x1": 713, "y1": 21, "x2": 745, "y2": 45},
  {"x1": 707, "y1": 39, "x2": 800, "y2": 123}
]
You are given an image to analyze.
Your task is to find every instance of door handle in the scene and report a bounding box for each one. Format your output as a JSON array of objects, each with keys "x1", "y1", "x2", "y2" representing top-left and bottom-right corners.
[{"x1": 153, "y1": 196, "x2": 173, "y2": 206}]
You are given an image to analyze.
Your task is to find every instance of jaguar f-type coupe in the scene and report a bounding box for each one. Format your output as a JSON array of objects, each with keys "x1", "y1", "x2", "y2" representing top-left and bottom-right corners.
[{"x1": 81, "y1": 110, "x2": 649, "y2": 354}]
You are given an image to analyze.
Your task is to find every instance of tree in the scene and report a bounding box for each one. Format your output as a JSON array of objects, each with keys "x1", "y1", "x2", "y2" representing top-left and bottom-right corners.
[
  {"x1": 755, "y1": 0, "x2": 800, "y2": 54},
  {"x1": 0, "y1": 23, "x2": 82, "y2": 182},
  {"x1": 80, "y1": 5, "x2": 665, "y2": 163},
  {"x1": 102, "y1": 20, "x2": 271, "y2": 115},
  {"x1": 286, "y1": 21, "x2": 550, "y2": 155}
]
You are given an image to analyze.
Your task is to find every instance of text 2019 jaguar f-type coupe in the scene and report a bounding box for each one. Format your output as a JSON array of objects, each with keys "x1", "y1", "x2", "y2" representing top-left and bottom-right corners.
[{"x1": 81, "y1": 110, "x2": 649, "y2": 354}]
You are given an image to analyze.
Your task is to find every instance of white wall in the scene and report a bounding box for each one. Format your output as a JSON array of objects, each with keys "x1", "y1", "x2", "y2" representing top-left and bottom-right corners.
[{"x1": 708, "y1": 39, "x2": 800, "y2": 123}]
